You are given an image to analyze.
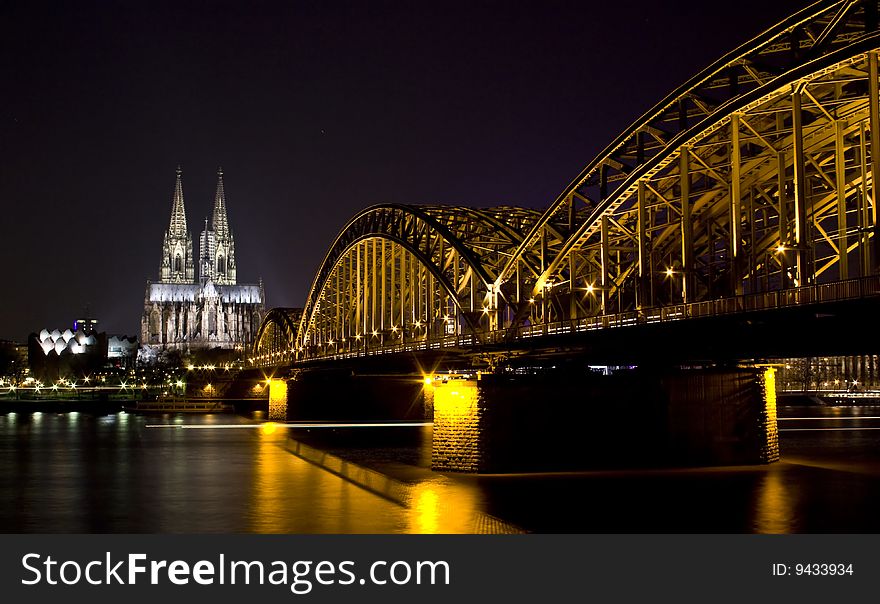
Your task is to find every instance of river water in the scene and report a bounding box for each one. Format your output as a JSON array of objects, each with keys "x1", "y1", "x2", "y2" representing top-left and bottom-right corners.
[{"x1": 1, "y1": 406, "x2": 879, "y2": 533}]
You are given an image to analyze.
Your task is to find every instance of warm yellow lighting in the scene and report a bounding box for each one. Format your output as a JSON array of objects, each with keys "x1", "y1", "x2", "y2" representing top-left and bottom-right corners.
[
  {"x1": 372, "y1": 330, "x2": 378, "y2": 336},
  {"x1": 586, "y1": 283, "x2": 595, "y2": 294},
  {"x1": 187, "y1": 364, "x2": 195, "y2": 371},
  {"x1": 410, "y1": 485, "x2": 441, "y2": 534},
  {"x1": 268, "y1": 379, "x2": 288, "y2": 420},
  {"x1": 423, "y1": 376, "x2": 433, "y2": 386},
  {"x1": 482, "y1": 307, "x2": 490, "y2": 314},
  {"x1": 762, "y1": 367, "x2": 779, "y2": 464},
  {"x1": 528, "y1": 298, "x2": 535, "y2": 304},
  {"x1": 776, "y1": 244, "x2": 785, "y2": 254},
  {"x1": 665, "y1": 267, "x2": 674, "y2": 277},
  {"x1": 204, "y1": 383, "x2": 213, "y2": 392},
  {"x1": 175, "y1": 380, "x2": 184, "y2": 388},
  {"x1": 261, "y1": 422, "x2": 279, "y2": 435},
  {"x1": 433, "y1": 380, "x2": 480, "y2": 472}
]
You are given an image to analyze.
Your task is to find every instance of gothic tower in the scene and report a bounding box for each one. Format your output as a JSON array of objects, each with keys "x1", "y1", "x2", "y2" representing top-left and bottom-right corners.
[
  {"x1": 199, "y1": 167, "x2": 237, "y2": 285},
  {"x1": 159, "y1": 167, "x2": 195, "y2": 283},
  {"x1": 143, "y1": 166, "x2": 263, "y2": 353}
]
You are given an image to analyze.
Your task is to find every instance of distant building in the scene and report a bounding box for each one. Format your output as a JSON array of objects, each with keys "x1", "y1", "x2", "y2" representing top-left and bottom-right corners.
[
  {"x1": 141, "y1": 167, "x2": 265, "y2": 352},
  {"x1": 108, "y1": 335, "x2": 138, "y2": 367},
  {"x1": 0, "y1": 339, "x2": 28, "y2": 381},
  {"x1": 73, "y1": 317, "x2": 98, "y2": 333},
  {"x1": 27, "y1": 321, "x2": 139, "y2": 380},
  {"x1": 28, "y1": 326, "x2": 107, "y2": 382}
]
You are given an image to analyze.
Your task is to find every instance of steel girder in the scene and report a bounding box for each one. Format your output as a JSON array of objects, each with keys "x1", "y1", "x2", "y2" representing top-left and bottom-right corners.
[
  {"x1": 496, "y1": 0, "x2": 880, "y2": 333},
  {"x1": 253, "y1": 307, "x2": 302, "y2": 364},
  {"x1": 295, "y1": 204, "x2": 544, "y2": 359},
  {"x1": 280, "y1": 0, "x2": 880, "y2": 364}
]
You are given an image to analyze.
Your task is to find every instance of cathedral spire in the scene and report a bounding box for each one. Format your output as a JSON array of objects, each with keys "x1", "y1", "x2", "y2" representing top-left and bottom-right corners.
[
  {"x1": 168, "y1": 165, "x2": 188, "y2": 237},
  {"x1": 160, "y1": 166, "x2": 195, "y2": 284},
  {"x1": 211, "y1": 167, "x2": 229, "y2": 237}
]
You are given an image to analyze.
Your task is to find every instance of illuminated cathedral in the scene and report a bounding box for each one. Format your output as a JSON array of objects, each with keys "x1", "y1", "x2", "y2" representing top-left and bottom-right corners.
[{"x1": 141, "y1": 167, "x2": 265, "y2": 352}]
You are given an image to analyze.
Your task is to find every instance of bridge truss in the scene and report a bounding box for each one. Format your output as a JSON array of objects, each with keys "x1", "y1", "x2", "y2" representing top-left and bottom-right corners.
[{"x1": 255, "y1": 0, "x2": 880, "y2": 365}]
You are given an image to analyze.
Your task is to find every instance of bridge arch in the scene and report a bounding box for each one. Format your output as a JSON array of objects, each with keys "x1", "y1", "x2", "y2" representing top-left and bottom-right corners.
[
  {"x1": 295, "y1": 204, "x2": 546, "y2": 359},
  {"x1": 276, "y1": 1, "x2": 880, "y2": 363},
  {"x1": 494, "y1": 0, "x2": 880, "y2": 332},
  {"x1": 253, "y1": 307, "x2": 302, "y2": 364}
]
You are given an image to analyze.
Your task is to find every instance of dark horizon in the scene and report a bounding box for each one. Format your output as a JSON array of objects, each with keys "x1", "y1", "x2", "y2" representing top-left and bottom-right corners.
[{"x1": 1, "y1": 0, "x2": 805, "y2": 342}]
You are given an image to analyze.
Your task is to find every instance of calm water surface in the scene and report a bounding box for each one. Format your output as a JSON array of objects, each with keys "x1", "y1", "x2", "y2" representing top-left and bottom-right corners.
[
  {"x1": 0, "y1": 412, "x2": 414, "y2": 533},
  {"x1": 2, "y1": 406, "x2": 880, "y2": 533}
]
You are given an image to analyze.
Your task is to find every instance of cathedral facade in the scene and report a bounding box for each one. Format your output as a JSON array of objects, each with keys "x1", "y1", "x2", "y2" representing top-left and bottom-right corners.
[{"x1": 141, "y1": 168, "x2": 265, "y2": 352}]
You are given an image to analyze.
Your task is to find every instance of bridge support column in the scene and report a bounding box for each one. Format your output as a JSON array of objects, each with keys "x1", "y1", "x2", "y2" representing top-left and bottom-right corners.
[
  {"x1": 431, "y1": 368, "x2": 779, "y2": 473},
  {"x1": 268, "y1": 378, "x2": 288, "y2": 420}
]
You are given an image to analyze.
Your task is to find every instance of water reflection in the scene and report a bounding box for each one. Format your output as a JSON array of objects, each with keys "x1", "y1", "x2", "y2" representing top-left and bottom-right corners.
[
  {"x1": 405, "y1": 478, "x2": 505, "y2": 534},
  {"x1": 2, "y1": 406, "x2": 880, "y2": 533},
  {"x1": 409, "y1": 484, "x2": 441, "y2": 533},
  {"x1": 248, "y1": 424, "x2": 410, "y2": 533},
  {"x1": 753, "y1": 466, "x2": 795, "y2": 533},
  {"x1": 250, "y1": 424, "x2": 290, "y2": 533}
]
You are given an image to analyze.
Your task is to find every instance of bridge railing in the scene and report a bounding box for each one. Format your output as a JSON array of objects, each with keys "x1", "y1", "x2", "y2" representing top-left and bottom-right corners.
[
  {"x1": 271, "y1": 275, "x2": 880, "y2": 365},
  {"x1": 511, "y1": 274, "x2": 880, "y2": 342}
]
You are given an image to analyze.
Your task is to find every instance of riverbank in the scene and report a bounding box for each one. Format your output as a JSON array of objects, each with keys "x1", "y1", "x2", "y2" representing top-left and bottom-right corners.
[
  {"x1": 779, "y1": 392, "x2": 880, "y2": 407},
  {"x1": 0, "y1": 397, "x2": 267, "y2": 414}
]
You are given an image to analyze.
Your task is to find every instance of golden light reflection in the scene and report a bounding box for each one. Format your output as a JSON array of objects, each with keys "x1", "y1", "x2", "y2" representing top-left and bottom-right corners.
[
  {"x1": 250, "y1": 423, "x2": 293, "y2": 533},
  {"x1": 754, "y1": 467, "x2": 794, "y2": 533},
  {"x1": 406, "y1": 479, "x2": 481, "y2": 534},
  {"x1": 261, "y1": 421, "x2": 279, "y2": 435},
  {"x1": 410, "y1": 484, "x2": 441, "y2": 533}
]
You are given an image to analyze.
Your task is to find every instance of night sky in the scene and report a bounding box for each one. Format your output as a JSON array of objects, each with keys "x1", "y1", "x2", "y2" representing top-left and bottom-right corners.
[{"x1": 1, "y1": 0, "x2": 805, "y2": 342}]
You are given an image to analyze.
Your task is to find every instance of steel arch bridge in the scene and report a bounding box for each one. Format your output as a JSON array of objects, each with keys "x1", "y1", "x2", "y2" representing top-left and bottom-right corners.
[
  {"x1": 254, "y1": 308, "x2": 302, "y2": 362},
  {"x1": 255, "y1": 0, "x2": 880, "y2": 366}
]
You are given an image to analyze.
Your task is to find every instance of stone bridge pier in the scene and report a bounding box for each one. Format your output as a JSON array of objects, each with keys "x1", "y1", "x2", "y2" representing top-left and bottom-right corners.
[
  {"x1": 428, "y1": 367, "x2": 779, "y2": 473},
  {"x1": 268, "y1": 365, "x2": 778, "y2": 473}
]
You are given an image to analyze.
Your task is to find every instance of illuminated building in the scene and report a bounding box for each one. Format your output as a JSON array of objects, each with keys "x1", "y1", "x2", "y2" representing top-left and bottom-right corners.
[
  {"x1": 141, "y1": 167, "x2": 265, "y2": 352},
  {"x1": 27, "y1": 325, "x2": 107, "y2": 382}
]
